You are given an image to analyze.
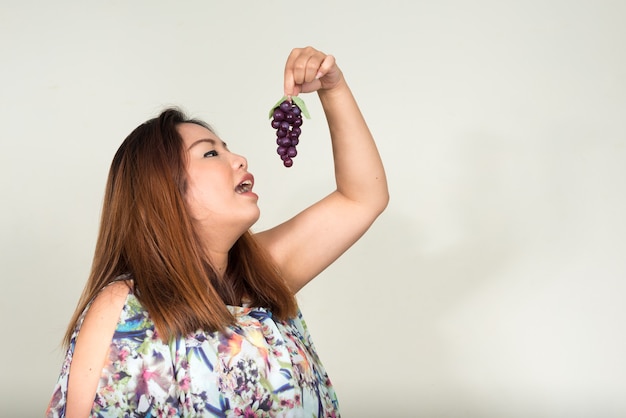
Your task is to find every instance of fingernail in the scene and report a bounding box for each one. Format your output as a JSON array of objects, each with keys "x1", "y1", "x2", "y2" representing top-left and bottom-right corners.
[{"x1": 315, "y1": 71, "x2": 323, "y2": 80}]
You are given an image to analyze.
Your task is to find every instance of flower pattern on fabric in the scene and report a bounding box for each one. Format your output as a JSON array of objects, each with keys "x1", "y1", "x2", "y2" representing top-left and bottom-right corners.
[{"x1": 46, "y1": 289, "x2": 340, "y2": 417}]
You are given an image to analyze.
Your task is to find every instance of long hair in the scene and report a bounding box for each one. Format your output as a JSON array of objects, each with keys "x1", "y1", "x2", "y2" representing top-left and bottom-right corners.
[{"x1": 63, "y1": 108, "x2": 297, "y2": 346}]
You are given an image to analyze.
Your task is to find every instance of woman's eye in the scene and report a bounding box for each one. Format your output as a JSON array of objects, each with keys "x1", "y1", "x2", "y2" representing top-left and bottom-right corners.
[{"x1": 203, "y1": 150, "x2": 218, "y2": 158}]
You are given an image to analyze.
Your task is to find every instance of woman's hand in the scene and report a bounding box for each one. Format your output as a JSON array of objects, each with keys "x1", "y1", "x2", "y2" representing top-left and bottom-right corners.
[{"x1": 283, "y1": 46, "x2": 344, "y2": 97}]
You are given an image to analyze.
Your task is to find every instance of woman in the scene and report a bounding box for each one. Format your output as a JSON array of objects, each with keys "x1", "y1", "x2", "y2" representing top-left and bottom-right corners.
[{"x1": 47, "y1": 46, "x2": 388, "y2": 417}]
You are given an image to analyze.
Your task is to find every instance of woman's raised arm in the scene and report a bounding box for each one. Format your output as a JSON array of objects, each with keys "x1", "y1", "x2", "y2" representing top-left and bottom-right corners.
[{"x1": 256, "y1": 46, "x2": 389, "y2": 292}]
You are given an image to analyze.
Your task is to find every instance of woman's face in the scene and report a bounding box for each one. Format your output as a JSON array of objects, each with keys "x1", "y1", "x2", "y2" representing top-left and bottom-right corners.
[{"x1": 178, "y1": 122, "x2": 259, "y2": 242}]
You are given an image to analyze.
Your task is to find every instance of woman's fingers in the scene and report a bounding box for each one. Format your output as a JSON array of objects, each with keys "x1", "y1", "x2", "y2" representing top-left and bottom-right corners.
[{"x1": 317, "y1": 54, "x2": 336, "y2": 79}]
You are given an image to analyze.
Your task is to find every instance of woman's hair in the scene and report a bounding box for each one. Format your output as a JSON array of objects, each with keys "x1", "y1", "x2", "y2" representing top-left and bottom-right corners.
[{"x1": 63, "y1": 108, "x2": 297, "y2": 346}]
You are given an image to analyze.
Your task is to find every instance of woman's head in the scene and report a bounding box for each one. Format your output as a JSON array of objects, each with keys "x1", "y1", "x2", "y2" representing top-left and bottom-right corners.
[{"x1": 107, "y1": 109, "x2": 260, "y2": 256}]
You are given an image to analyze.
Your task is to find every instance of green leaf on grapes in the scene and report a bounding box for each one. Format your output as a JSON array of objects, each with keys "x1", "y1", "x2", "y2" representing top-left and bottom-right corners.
[{"x1": 268, "y1": 95, "x2": 311, "y2": 119}]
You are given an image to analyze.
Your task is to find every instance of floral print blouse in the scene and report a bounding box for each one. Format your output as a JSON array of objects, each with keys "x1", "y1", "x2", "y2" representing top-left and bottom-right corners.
[{"x1": 46, "y1": 287, "x2": 340, "y2": 417}]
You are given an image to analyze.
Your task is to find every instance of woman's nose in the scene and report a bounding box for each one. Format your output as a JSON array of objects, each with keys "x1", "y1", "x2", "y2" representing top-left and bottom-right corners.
[{"x1": 232, "y1": 153, "x2": 248, "y2": 170}]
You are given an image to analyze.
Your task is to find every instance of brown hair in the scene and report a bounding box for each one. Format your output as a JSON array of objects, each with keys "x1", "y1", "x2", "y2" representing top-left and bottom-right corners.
[{"x1": 63, "y1": 108, "x2": 297, "y2": 346}]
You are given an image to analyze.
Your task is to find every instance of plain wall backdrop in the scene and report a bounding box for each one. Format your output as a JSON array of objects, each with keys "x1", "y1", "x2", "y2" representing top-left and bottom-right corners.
[{"x1": 1, "y1": 1, "x2": 625, "y2": 416}]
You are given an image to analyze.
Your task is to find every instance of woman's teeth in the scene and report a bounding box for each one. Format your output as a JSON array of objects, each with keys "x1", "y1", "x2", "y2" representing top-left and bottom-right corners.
[{"x1": 236, "y1": 181, "x2": 252, "y2": 193}]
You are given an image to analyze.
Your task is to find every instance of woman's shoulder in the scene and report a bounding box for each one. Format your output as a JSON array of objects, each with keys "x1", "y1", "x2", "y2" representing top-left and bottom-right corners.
[
  {"x1": 81, "y1": 280, "x2": 133, "y2": 335},
  {"x1": 98, "y1": 279, "x2": 133, "y2": 301}
]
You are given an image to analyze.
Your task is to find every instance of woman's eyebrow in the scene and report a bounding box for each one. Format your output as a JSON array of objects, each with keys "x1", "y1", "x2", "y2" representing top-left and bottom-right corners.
[{"x1": 187, "y1": 138, "x2": 228, "y2": 150}]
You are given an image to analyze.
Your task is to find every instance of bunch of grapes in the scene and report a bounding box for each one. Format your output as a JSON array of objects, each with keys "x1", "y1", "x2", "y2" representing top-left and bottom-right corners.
[{"x1": 270, "y1": 99, "x2": 304, "y2": 167}]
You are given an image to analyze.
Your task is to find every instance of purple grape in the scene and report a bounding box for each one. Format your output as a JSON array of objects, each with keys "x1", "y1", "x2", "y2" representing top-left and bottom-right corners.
[
  {"x1": 283, "y1": 158, "x2": 293, "y2": 167},
  {"x1": 287, "y1": 147, "x2": 297, "y2": 158},
  {"x1": 279, "y1": 101, "x2": 291, "y2": 112},
  {"x1": 277, "y1": 146, "x2": 288, "y2": 156},
  {"x1": 273, "y1": 109, "x2": 285, "y2": 121}
]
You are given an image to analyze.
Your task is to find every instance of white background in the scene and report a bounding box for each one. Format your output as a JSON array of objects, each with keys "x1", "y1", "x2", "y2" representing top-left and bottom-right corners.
[{"x1": 1, "y1": 1, "x2": 625, "y2": 417}]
